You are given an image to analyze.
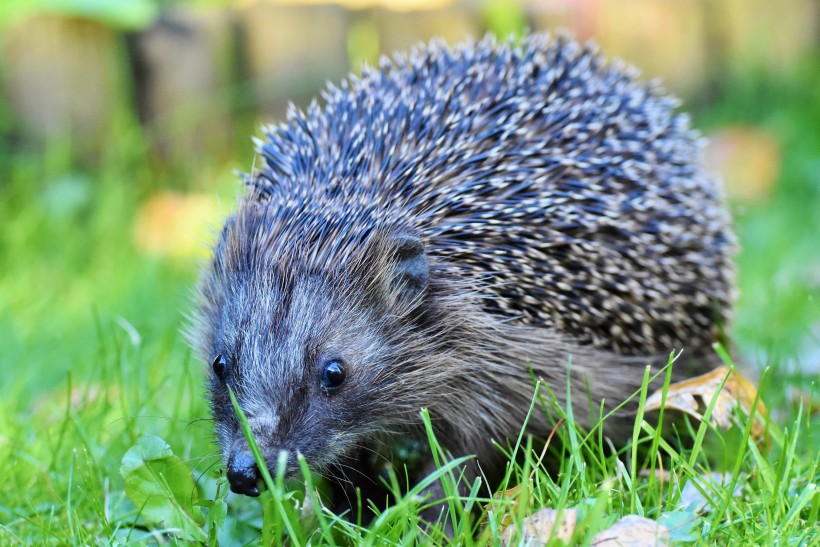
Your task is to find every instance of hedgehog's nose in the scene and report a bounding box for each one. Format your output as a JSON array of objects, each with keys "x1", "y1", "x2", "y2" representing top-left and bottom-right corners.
[{"x1": 227, "y1": 450, "x2": 261, "y2": 497}]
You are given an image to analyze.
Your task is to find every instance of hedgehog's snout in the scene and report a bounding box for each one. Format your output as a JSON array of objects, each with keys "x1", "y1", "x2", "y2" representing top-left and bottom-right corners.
[{"x1": 227, "y1": 450, "x2": 262, "y2": 497}]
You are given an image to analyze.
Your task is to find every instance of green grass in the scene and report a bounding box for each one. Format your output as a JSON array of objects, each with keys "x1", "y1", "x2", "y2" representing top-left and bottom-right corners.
[{"x1": 1, "y1": 55, "x2": 819, "y2": 545}]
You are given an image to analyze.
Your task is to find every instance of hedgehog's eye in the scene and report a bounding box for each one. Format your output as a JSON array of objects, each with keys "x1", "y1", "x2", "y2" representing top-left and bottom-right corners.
[
  {"x1": 320, "y1": 359, "x2": 346, "y2": 394},
  {"x1": 212, "y1": 354, "x2": 229, "y2": 381}
]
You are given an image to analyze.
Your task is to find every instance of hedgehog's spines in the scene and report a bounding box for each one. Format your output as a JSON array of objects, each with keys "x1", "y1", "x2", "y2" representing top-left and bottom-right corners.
[
  {"x1": 233, "y1": 33, "x2": 734, "y2": 356},
  {"x1": 197, "y1": 32, "x2": 736, "y2": 505}
]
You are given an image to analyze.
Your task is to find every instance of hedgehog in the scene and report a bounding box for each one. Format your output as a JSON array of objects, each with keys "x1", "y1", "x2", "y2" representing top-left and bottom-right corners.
[{"x1": 192, "y1": 33, "x2": 735, "y2": 521}]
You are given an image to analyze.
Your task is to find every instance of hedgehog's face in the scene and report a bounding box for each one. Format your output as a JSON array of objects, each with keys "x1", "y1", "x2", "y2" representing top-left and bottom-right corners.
[{"x1": 198, "y1": 231, "x2": 430, "y2": 497}]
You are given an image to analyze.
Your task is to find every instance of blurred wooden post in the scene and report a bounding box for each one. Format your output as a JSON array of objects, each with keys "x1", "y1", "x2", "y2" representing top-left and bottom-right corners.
[
  {"x1": 128, "y1": 7, "x2": 237, "y2": 166},
  {"x1": 237, "y1": 4, "x2": 350, "y2": 119},
  {"x1": 1, "y1": 15, "x2": 120, "y2": 153},
  {"x1": 528, "y1": 0, "x2": 818, "y2": 98},
  {"x1": 1, "y1": 0, "x2": 817, "y2": 169},
  {"x1": 370, "y1": 6, "x2": 479, "y2": 56}
]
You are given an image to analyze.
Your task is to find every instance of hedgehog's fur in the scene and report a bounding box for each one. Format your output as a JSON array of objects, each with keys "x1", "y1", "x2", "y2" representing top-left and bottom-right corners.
[{"x1": 193, "y1": 34, "x2": 735, "y2": 510}]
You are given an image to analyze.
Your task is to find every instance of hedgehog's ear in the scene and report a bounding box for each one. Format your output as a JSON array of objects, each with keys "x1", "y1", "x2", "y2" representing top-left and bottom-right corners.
[{"x1": 388, "y1": 233, "x2": 429, "y2": 303}]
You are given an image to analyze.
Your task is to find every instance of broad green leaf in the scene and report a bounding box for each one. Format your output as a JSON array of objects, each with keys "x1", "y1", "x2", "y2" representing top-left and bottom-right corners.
[{"x1": 121, "y1": 435, "x2": 206, "y2": 542}]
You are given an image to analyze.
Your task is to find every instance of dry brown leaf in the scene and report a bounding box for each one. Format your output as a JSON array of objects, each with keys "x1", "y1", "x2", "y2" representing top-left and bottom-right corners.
[
  {"x1": 490, "y1": 481, "x2": 530, "y2": 533},
  {"x1": 592, "y1": 515, "x2": 670, "y2": 546},
  {"x1": 484, "y1": 479, "x2": 542, "y2": 541},
  {"x1": 479, "y1": 418, "x2": 566, "y2": 539},
  {"x1": 500, "y1": 507, "x2": 577, "y2": 546},
  {"x1": 133, "y1": 191, "x2": 220, "y2": 259},
  {"x1": 704, "y1": 126, "x2": 781, "y2": 201},
  {"x1": 31, "y1": 382, "x2": 122, "y2": 418},
  {"x1": 645, "y1": 365, "x2": 767, "y2": 442}
]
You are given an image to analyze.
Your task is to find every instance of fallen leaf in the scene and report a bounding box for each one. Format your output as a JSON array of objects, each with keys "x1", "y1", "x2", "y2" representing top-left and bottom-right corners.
[
  {"x1": 481, "y1": 418, "x2": 566, "y2": 536},
  {"x1": 133, "y1": 191, "x2": 220, "y2": 259},
  {"x1": 679, "y1": 472, "x2": 742, "y2": 513},
  {"x1": 592, "y1": 515, "x2": 670, "y2": 546},
  {"x1": 490, "y1": 481, "x2": 532, "y2": 533},
  {"x1": 31, "y1": 382, "x2": 122, "y2": 416},
  {"x1": 658, "y1": 510, "x2": 702, "y2": 543},
  {"x1": 500, "y1": 507, "x2": 577, "y2": 546},
  {"x1": 704, "y1": 127, "x2": 781, "y2": 201},
  {"x1": 645, "y1": 365, "x2": 767, "y2": 442}
]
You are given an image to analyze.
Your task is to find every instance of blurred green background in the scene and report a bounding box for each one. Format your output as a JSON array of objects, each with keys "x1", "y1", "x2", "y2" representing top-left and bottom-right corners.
[{"x1": 0, "y1": 0, "x2": 818, "y2": 538}]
